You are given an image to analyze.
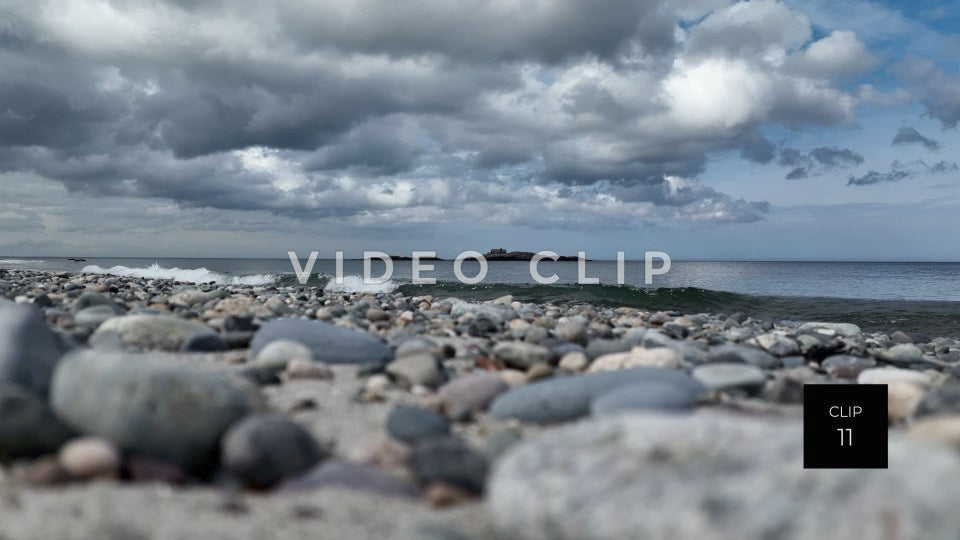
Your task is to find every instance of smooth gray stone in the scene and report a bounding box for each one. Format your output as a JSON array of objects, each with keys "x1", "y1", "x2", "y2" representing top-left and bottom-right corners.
[
  {"x1": 74, "y1": 304, "x2": 121, "y2": 327},
  {"x1": 250, "y1": 319, "x2": 393, "y2": 365},
  {"x1": 692, "y1": 363, "x2": 767, "y2": 393},
  {"x1": 707, "y1": 344, "x2": 779, "y2": 369},
  {"x1": 584, "y1": 339, "x2": 632, "y2": 360},
  {"x1": 0, "y1": 300, "x2": 72, "y2": 397},
  {"x1": 0, "y1": 383, "x2": 75, "y2": 461},
  {"x1": 50, "y1": 350, "x2": 265, "y2": 473},
  {"x1": 876, "y1": 343, "x2": 927, "y2": 366},
  {"x1": 591, "y1": 380, "x2": 705, "y2": 417},
  {"x1": 386, "y1": 405, "x2": 450, "y2": 445},
  {"x1": 798, "y1": 321, "x2": 861, "y2": 337},
  {"x1": 409, "y1": 437, "x2": 488, "y2": 495},
  {"x1": 221, "y1": 414, "x2": 325, "y2": 489},
  {"x1": 490, "y1": 368, "x2": 700, "y2": 423},
  {"x1": 90, "y1": 314, "x2": 216, "y2": 351},
  {"x1": 73, "y1": 291, "x2": 120, "y2": 312},
  {"x1": 488, "y1": 413, "x2": 960, "y2": 540}
]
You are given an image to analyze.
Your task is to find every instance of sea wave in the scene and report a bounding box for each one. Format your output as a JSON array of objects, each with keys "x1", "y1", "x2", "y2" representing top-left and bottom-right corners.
[
  {"x1": 323, "y1": 275, "x2": 399, "y2": 294},
  {"x1": 0, "y1": 259, "x2": 43, "y2": 264},
  {"x1": 395, "y1": 282, "x2": 960, "y2": 337},
  {"x1": 80, "y1": 263, "x2": 277, "y2": 286}
]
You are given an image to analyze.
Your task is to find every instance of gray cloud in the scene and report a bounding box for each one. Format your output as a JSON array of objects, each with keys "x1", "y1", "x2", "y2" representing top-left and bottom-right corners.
[
  {"x1": 847, "y1": 159, "x2": 958, "y2": 186},
  {"x1": 892, "y1": 56, "x2": 960, "y2": 129},
  {"x1": 778, "y1": 146, "x2": 865, "y2": 179},
  {"x1": 0, "y1": 0, "x2": 877, "y2": 231},
  {"x1": 892, "y1": 126, "x2": 940, "y2": 151}
]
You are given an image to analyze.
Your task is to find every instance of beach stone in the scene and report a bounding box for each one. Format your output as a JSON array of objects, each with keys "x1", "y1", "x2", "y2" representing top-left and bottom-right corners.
[
  {"x1": 73, "y1": 291, "x2": 118, "y2": 311},
  {"x1": 876, "y1": 343, "x2": 926, "y2": 365},
  {"x1": 492, "y1": 342, "x2": 550, "y2": 370},
  {"x1": 558, "y1": 351, "x2": 589, "y2": 372},
  {"x1": 50, "y1": 350, "x2": 265, "y2": 473},
  {"x1": 450, "y1": 302, "x2": 510, "y2": 323},
  {"x1": 692, "y1": 363, "x2": 767, "y2": 393},
  {"x1": 553, "y1": 320, "x2": 587, "y2": 344},
  {"x1": 891, "y1": 331, "x2": 914, "y2": 344},
  {"x1": 168, "y1": 289, "x2": 212, "y2": 308},
  {"x1": 584, "y1": 339, "x2": 631, "y2": 359},
  {"x1": 707, "y1": 344, "x2": 779, "y2": 369},
  {"x1": 278, "y1": 459, "x2": 418, "y2": 498},
  {"x1": 255, "y1": 339, "x2": 313, "y2": 370},
  {"x1": 90, "y1": 314, "x2": 216, "y2": 351},
  {"x1": 490, "y1": 367, "x2": 700, "y2": 424},
  {"x1": 798, "y1": 321, "x2": 862, "y2": 337},
  {"x1": 796, "y1": 332, "x2": 840, "y2": 358},
  {"x1": 915, "y1": 386, "x2": 960, "y2": 419},
  {"x1": 285, "y1": 359, "x2": 333, "y2": 380},
  {"x1": 591, "y1": 380, "x2": 704, "y2": 417},
  {"x1": 754, "y1": 333, "x2": 800, "y2": 356},
  {"x1": 887, "y1": 381, "x2": 926, "y2": 422},
  {"x1": 386, "y1": 352, "x2": 443, "y2": 389},
  {"x1": 588, "y1": 346, "x2": 681, "y2": 372},
  {"x1": 387, "y1": 405, "x2": 451, "y2": 445},
  {"x1": 250, "y1": 319, "x2": 393, "y2": 365},
  {"x1": 58, "y1": 437, "x2": 120, "y2": 480},
  {"x1": 821, "y1": 355, "x2": 876, "y2": 378},
  {"x1": 0, "y1": 383, "x2": 75, "y2": 461},
  {"x1": 0, "y1": 300, "x2": 73, "y2": 396},
  {"x1": 74, "y1": 305, "x2": 122, "y2": 327},
  {"x1": 488, "y1": 412, "x2": 960, "y2": 540},
  {"x1": 437, "y1": 373, "x2": 508, "y2": 416},
  {"x1": 908, "y1": 416, "x2": 960, "y2": 452},
  {"x1": 857, "y1": 367, "x2": 933, "y2": 387},
  {"x1": 179, "y1": 332, "x2": 227, "y2": 352},
  {"x1": 221, "y1": 414, "x2": 326, "y2": 489},
  {"x1": 409, "y1": 437, "x2": 488, "y2": 495}
]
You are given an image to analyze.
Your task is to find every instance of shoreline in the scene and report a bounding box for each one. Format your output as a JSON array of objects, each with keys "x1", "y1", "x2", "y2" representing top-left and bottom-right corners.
[{"x1": 1, "y1": 266, "x2": 960, "y2": 538}]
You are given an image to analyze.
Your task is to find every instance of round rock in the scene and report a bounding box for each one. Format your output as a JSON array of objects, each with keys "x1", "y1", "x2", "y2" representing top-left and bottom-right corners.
[
  {"x1": 58, "y1": 437, "x2": 120, "y2": 480},
  {"x1": 222, "y1": 413, "x2": 326, "y2": 489},
  {"x1": 490, "y1": 367, "x2": 700, "y2": 424},
  {"x1": 250, "y1": 319, "x2": 393, "y2": 365},
  {"x1": 386, "y1": 405, "x2": 451, "y2": 445},
  {"x1": 591, "y1": 380, "x2": 705, "y2": 417},
  {"x1": 692, "y1": 363, "x2": 767, "y2": 393},
  {"x1": 90, "y1": 314, "x2": 216, "y2": 352},
  {"x1": 51, "y1": 350, "x2": 265, "y2": 473}
]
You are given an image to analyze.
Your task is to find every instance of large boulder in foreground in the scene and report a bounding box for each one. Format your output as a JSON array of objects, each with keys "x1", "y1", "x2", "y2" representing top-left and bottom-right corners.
[
  {"x1": 0, "y1": 300, "x2": 73, "y2": 397},
  {"x1": 51, "y1": 350, "x2": 265, "y2": 473},
  {"x1": 250, "y1": 318, "x2": 393, "y2": 365},
  {"x1": 488, "y1": 412, "x2": 960, "y2": 540}
]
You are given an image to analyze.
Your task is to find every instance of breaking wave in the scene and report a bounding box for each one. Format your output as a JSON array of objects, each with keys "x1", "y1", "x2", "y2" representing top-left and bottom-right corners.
[{"x1": 80, "y1": 263, "x2": 277, "y2": 286}]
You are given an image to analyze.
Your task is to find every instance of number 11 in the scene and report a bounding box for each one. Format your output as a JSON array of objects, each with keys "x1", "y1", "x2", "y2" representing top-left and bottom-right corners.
[{"x1": 838, "y1": 428, "x2": 852, "y2": 446}]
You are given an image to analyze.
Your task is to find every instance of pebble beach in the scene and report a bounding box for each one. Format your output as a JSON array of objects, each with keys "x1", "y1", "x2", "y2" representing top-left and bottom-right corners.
[{"x1": 3, "y1": 267, "x2": 960, "y2": 539}]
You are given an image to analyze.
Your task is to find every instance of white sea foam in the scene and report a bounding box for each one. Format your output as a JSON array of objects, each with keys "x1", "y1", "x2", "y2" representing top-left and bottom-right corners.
[
  {"x1": 0, "y1": 259, "x2": 43, "y2": 264},
  {"x1": 323, "y1": 274, "x2": 399, "y2": 294},
  {"x1": 81, "y1": 263, "x2": 276, "y2": 286}
]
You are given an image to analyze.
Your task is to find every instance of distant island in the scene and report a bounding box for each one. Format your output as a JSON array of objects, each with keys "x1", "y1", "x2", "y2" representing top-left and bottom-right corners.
[
  {"x1": 347, "y1": 250, "x2": 586, "y2": 261},
  {"x1": 482, "y1": 248, "x2": 584, "y2": 261}
]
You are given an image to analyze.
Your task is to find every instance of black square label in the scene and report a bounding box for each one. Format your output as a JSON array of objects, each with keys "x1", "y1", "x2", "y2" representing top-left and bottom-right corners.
[{"x1": 803, "y1": 384, "x2": 888, "y2": 469}]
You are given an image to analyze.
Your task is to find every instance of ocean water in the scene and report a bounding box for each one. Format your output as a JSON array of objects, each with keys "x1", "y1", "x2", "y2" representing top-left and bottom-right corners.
[{"x1": 2, "y1": 257, "x2": 959, "y2": 336}]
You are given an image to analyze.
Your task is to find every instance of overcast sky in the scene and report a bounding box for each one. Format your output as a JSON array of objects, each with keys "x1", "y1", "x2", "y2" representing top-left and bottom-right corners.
[{"x1": 1, "y1": 0, "x2": 958, "y2": 260}]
